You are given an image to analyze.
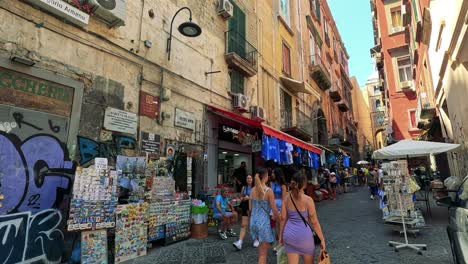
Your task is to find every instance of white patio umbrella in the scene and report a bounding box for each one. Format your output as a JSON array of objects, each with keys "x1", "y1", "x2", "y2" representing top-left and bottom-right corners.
[
  {"x1": 357, "y1": 160, "x2": 370, "y2": 165},
  {"x1": 372, "y1": 139, "x2": 461, "y2": 160}
]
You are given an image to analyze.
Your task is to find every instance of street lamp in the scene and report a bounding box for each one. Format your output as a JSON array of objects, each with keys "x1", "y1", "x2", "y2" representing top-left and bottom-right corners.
[{"x1": 166, "y1": 7, "x2": 202, "y2": 61}]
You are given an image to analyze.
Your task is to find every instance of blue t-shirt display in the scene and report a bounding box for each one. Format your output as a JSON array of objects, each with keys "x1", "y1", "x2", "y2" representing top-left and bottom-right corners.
[
  {"x1": 262, "y1": 134, "x2": 270, "y2": 160},
  {"x1": 278, "y1": 140, "x2": 288, "y2": 164},
  {"x1": 213, "y1": 194, "x2": 229, "y2": 215},
  {"x1": 268, "y1": 137, "x2": 280, "y2": 162},
  {"x1": 293, "y1": 146, "x2": 302, "y2": 165}
]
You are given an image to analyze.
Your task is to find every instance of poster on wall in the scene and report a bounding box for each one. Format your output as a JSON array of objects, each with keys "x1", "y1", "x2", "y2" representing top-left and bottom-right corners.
[
  {"x1": 116, "y1": 155, "x2": 148, "y2": 202},
  {"x1": 115, "y1": 203, "x2": 148, "y2": 263},
  {"x1": 166, "y1": 144, "x2": 175, "y2": 160},
  {"x1": 81, "y1": 230, "x2": 108, "y2": 264}
]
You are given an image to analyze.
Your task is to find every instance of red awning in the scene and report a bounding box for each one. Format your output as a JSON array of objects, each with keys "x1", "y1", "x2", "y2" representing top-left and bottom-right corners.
[
  {"x1": 207, "y1": 105, "x2": 262, "y2": 127},
  {"x1": 262, "y1": 124, "x2": 322, "y2": 155}
]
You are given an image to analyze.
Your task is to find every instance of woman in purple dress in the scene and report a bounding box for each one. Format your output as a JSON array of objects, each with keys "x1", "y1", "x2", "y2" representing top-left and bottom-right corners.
[{"x1": 279, "y1": 172, "x2": 326, "y2": 264}]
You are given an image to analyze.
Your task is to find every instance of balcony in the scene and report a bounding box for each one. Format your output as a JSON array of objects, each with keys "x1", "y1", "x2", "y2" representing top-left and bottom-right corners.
[
  {"x1": 329, "y1": 128, "x2": 344, "y2": 145},
  {"x1": 416, "y1": 92, "x2": 436, "y2": 128},
  {"x1": 375, "y1": 52, "x2": 384, "y2": 69},
  {"x1": 329, "y1": 81, "x2": 342, "y2": 102},
  {"x1": 337, "y1": 99, "x2": 349, "y2": 112},
  {"x1": 282, "y1": 110, "x2": 314, "y2": 141},
  {"x1": 225, "y1": 30, "x2": 258, "y2": 77},
  {"x1": 309, "y1": 53, "x2": 331, "y2": 91},
  {"x1": 371, "y1": 112, "x2": 386, "y2": 130}
]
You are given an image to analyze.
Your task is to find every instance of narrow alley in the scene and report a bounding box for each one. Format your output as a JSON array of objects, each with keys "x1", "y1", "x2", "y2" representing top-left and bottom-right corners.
[{"x1": 123, "y1": 186, "x2": 452, "y2": 264}]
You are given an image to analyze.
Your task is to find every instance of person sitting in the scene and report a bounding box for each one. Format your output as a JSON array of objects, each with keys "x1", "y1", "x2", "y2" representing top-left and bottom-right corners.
[{"x1": 213, "y1": 187, "x2": 238, "y2": 239}]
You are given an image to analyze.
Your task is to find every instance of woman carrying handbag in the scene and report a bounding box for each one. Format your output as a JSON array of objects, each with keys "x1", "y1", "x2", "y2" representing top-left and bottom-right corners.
[{"x1": 279, "y1": 172, "x2": 327, "y2": 264}]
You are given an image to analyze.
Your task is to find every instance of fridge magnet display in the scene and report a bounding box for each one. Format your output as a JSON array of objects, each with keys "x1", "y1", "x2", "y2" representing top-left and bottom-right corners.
[
  {"x1": 67, "y1": 166, "x2": 118, "y2": 231},
  {"x1": 81, "y1": 229, "x2": 108, "y2": 264},
  {"x1": 115, "y1": 203, "x2": 149, "y2": 263}
]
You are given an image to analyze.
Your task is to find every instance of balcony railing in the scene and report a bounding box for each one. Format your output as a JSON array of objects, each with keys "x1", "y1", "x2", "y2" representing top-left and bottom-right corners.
[
  {"x1": 225, "y1": 30, "x2": 258, "y2": 77},
  {"x1": 309, "y1": 53, "x2": 331, "y2": 90},
  {"x1": 296, "y1": 110, "x2": 314, "y2": 136},
  {"x1": 416, "y1": 92, "x2": 436, "y2": 128},
  {"x1": 280, "y1": 109, "x2": 293, "y2": 129}
]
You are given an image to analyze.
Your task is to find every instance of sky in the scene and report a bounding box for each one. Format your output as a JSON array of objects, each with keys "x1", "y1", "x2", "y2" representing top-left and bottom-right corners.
[{"x1": 328, "y1": 0, "x2": 375, "y2": 87}]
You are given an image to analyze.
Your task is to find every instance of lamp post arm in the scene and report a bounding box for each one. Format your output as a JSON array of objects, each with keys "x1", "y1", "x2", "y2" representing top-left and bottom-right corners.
[{"x1": 167, "y1": 7, "x2": 192, "y2": 60}]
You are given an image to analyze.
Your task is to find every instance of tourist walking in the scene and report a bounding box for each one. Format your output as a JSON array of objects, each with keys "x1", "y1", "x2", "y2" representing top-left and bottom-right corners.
[
  {"x1": 270, "y1": 168, "x2": 288, "y2": 250},
  {"x1": 366, "y1": 169, "x2": 378, "y2": 200},
  {"x1": 233, "y1": 175, "x2": 259, "y2": 250},
  {"x1": 280, "y1": 172, "x2": 326, "y2": 264},
  {"x1": 250, "y1": 168, "x2": 280, "y2": 264},
  {"x1": 329, "y1": 172, "x2": 337, "y2": 200}
]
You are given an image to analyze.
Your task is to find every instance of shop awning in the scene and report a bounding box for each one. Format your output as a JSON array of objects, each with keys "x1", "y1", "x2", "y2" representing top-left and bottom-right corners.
[
  {"x1": 262, "y1": 124, "x2": 321, "y2": 154},
  {"x1": 280, "y1": 77, "x2": 312, "y2": 95},
  {"x1": 208, "y1": 105, "x2": 262, "y2": 127}
]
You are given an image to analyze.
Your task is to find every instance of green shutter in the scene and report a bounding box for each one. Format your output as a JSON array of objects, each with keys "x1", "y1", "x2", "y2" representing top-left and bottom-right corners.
[
  {"x1": 316, "y1": 0, "x2": 321, "y2": 23},
  {"x1": 231, "y1": 70, "x2": 244, "y2": 94},
  {"x1": 228, "y1": 1, "x2": 246, "y2": 58}
]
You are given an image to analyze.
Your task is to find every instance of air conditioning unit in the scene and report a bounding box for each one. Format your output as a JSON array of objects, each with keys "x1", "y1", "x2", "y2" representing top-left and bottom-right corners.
[
  {"x1": 251, "y1": 106, "x2": 265, "y2": 121},
  {"x1": 390, "y1": 26, "x2": 405, "y2": 34},
  {"x1": 232, "y1": 93, "x2": 249, "y2": 112},
  {"x1": 86, "y1": 0, "x2": 126, "y2": 27},
  {"x1": 400, "y1": 80, "x2": 414, "y2": 91},
  {"x1": 218, "y1": 0, "x2": 233, "y2": 20}
]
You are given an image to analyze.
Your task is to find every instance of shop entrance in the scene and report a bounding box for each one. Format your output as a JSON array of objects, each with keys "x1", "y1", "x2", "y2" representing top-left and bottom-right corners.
[{"x1": 217, "y1": 149, "x2": 252, "y2": 185}]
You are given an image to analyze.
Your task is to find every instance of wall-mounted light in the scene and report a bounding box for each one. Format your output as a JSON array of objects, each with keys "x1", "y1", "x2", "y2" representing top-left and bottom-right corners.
[
  {"x1": 10, "y1": 56, "x2": 35, "y2": 66},
  {"x1": 166, "y1": 7, "x2": 202, "y2": 61}
]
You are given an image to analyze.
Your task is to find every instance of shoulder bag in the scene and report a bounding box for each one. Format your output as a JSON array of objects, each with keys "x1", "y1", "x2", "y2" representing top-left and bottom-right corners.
[{"x1": 289, "y1": 193, "x2": 321, "y2": 246}]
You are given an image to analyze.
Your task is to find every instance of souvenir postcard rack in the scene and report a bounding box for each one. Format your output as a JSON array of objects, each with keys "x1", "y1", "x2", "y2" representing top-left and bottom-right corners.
[{"x1": 381, "y1": 161, "x2": 427, "y2": 255}]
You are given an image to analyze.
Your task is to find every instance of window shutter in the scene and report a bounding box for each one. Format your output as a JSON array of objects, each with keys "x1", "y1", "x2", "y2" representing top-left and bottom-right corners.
[
  {"x1": 231, "y1": 70, "x2": 245, "y2": 94},
  {"x1": 316, "y1": 0, "x2": 321, "y2": 22}
]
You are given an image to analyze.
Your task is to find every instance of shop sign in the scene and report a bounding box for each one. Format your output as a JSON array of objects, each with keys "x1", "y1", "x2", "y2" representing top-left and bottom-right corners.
[
  {"x1": 174, "y1": 108, "x2": 195, "y2": 130},
  {"x1": 139, "y1": 91, "x2": 160, "y2": 119},
  {"x1": 141, "y1": 131, "x2": 160, "y2": 153},
  {"x1": 0, "y1": 67, "x2": 74, "y2": 117},
  {"x1": 251, "y1": 140, "x2": 261, "y2": 152},
  {"x1": 219, "y1": 125, "x2": 257, "y2": 145},
  {"x1": 25, "y1": 0, "x2": 89, "y2": 27},
  {"x1": 103, "y1": 107, "x2": 137, "y2": 134}
]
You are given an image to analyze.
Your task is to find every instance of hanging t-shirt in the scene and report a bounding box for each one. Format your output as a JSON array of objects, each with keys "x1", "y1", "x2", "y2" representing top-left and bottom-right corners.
[
  {"x1": 293, "y1": 146, "x2": 302, "y2": 165},
  {"x1": 285, "y1": 143, "x2": 294, "y2": 165},
  {"x1": 301, "y1": 149, "x2": 310, "y2": 167},
  {"x1": 312, "y1": 153, "x2": 320, "y2": 169},
  {"x1": 308, "y1": 151, "x2": 314, "y2": 168},
  {"x1": 268, "y1": 137, "x2": 280, "y2": 162},
  {"x1": 262, "y1": 134, "x2": 270, "y2": 160},
  {"x1": 278, "y1": 140, "x2": 288, "y2": 164}
]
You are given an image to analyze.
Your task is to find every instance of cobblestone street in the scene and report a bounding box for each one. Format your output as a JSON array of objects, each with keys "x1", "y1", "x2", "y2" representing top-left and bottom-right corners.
[{"x1": 123, "y1": 186, "x2": 453, "y2": 264}]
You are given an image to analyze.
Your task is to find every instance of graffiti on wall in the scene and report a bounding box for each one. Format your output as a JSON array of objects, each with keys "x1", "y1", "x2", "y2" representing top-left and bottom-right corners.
[
  {"x1": 0, "y1": 131, "x2": 74, "y2": 263},
  {"x1": 77, "y1": 135, "x2": 136, "y2": 165},
  {"x1": 0, "y1": 132, "x2": 74, "y2": 214},
  {"x1": 0, "y1": 209, "x2": 64, "y2": 264}
]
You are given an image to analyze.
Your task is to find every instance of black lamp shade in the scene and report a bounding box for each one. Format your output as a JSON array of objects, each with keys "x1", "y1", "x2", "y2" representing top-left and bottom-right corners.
[{"x1": 178, "y1": 21, "x2": 202, "y2": 37}]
